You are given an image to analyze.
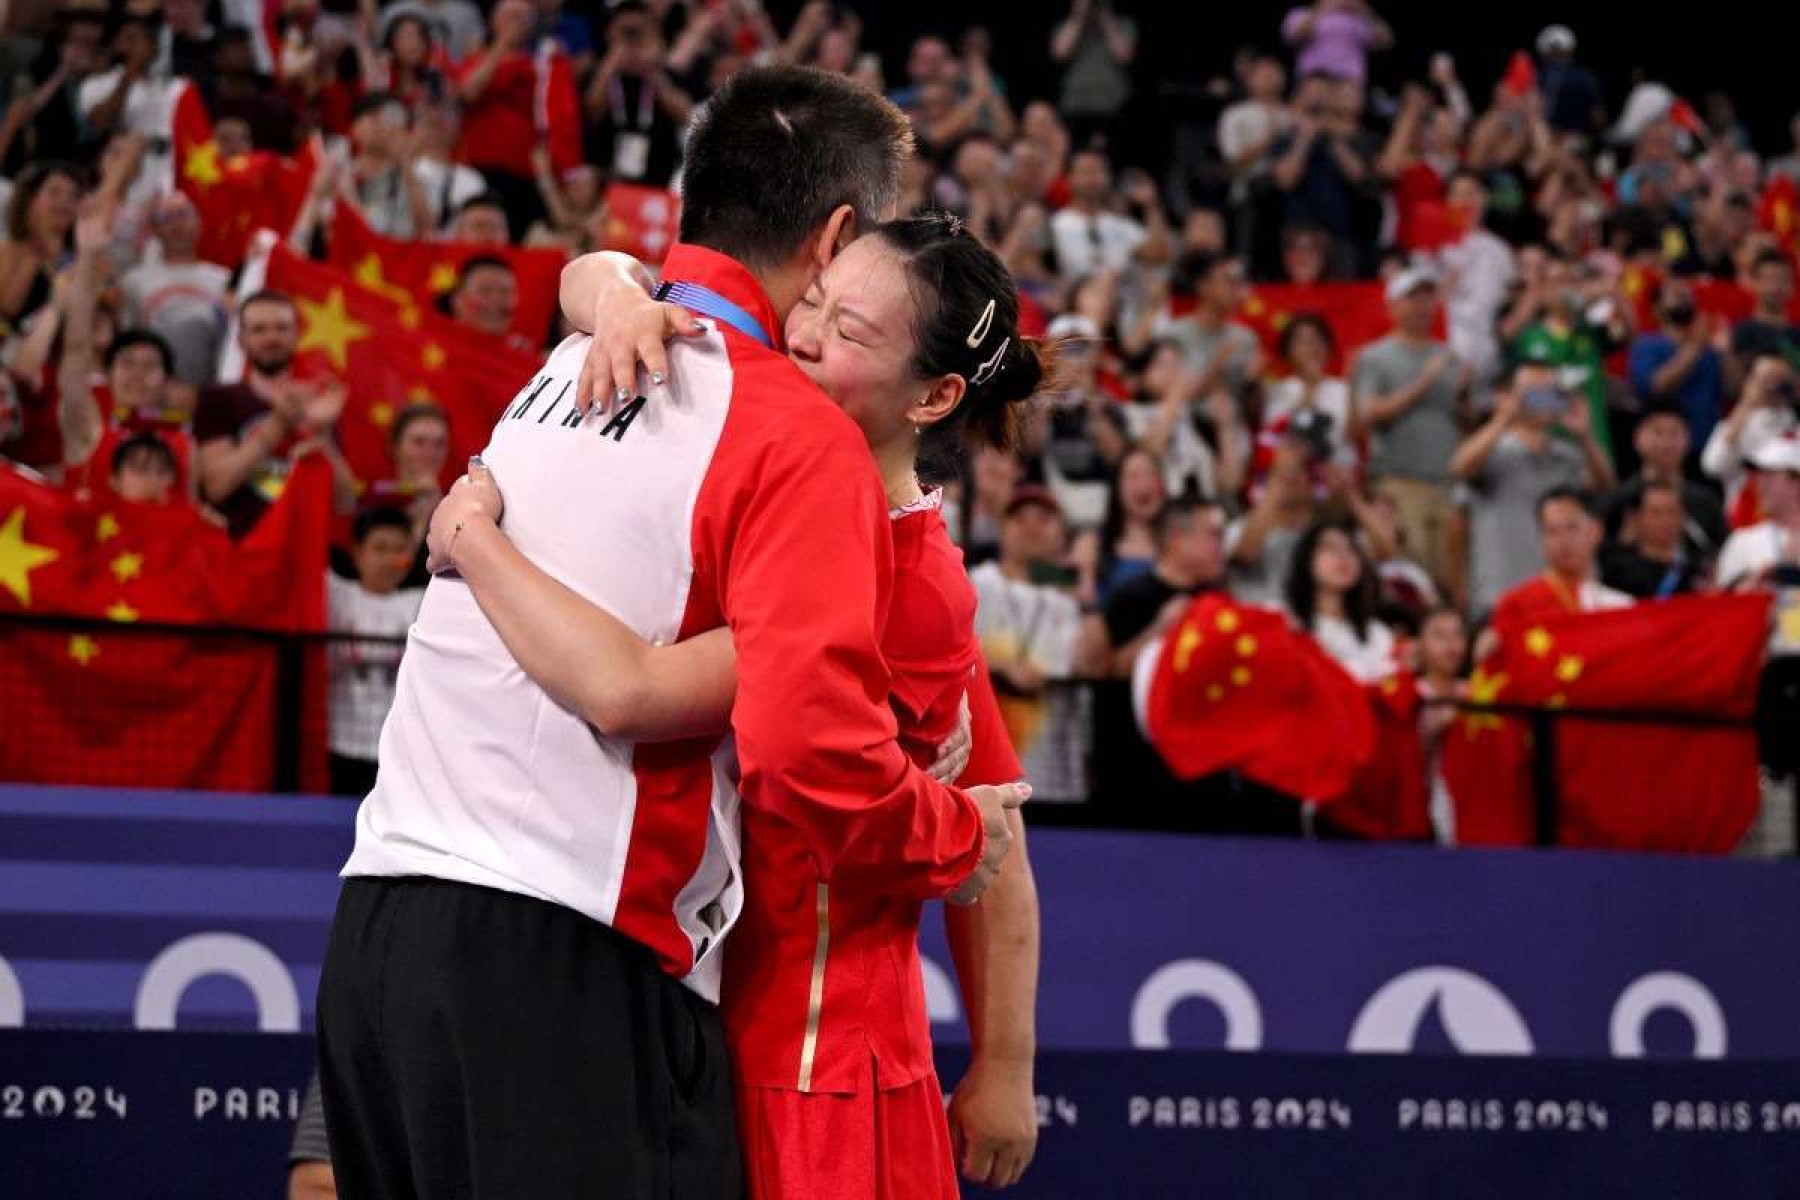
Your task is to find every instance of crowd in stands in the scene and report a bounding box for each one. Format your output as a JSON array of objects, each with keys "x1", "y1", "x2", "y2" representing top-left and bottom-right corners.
[{"x1": 0, "y1": 0, "x2": 1796, "y2": 845}]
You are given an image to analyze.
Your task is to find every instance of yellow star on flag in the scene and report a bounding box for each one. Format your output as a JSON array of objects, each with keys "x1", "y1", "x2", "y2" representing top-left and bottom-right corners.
[
  {"x1": 1205, "y1": 683, "x2": 1225, "y2": 702},
  {"x1": 109, "y1": 551, "x2": 144, "y2": 583},
  {"x1": 352, "y1": 255, "x2": 414, "y2": 307},
  {"x1": 1463, "y1": 666, "x2": 1510, "y2": 736},
  {"x1": 427, "y1": 261, "x2": 459, "y2": 294},
  {"x1": 397, "y1": 306, "x2": 422, "y2": 330},
  {"x1": 1234, "y1": 634, "x2": 1258, "y2": 658},
  {"x1": 105, "y1": 601, "x2": 139, "y2": 624},
  {"x1": 1547, "y1": 694, "x2": 1568, "y2": 710},
  {"x1": 406, "y1": 385, "x2": 435, "y2": 403},
  {"x1": 1215, "y1": 609, "x2": 1241, "y2": 634},
  {"x1": 1242, "y1": 295, "x2": 1265, "y2": 318},
  {"x1": 1173, "y1": 624, "x2": 1202, "y2": 673},
  {"x1": 296, "y1": 288, "x2": 373, "y2": 372},
  {"x1": 182, "y1": 139, "x2": 223, "y2": 189},
  {"x1": 1524, "y1": 626, "x2": 1553, "y2": 658},
  {"x1": 1554, "y1": 654, "x2": 1584, "y2": 684},
  {"x1": 422, "y1": 342, "x2": 448, "y2": 371},
  {"x1": 369, "y1": 403, "x2": 395, "y2": 429},
  {"x1": 0, "y1": 506, "x2": 59, "y2": 606},
  {"x1": 1231, "y1": 665, "x2": 1252, "y2": 687},
  {"x1": 68, "y1": 635, "x2": 99, "y2": 666},
  {"x1": 95, "y1": 513, "x2": 121, "y2": 543}
]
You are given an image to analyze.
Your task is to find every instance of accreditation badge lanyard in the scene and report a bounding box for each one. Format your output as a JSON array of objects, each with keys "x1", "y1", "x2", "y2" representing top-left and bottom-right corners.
[{"x1": 654, "y1": 280, "x2": 775, "y2": 350}]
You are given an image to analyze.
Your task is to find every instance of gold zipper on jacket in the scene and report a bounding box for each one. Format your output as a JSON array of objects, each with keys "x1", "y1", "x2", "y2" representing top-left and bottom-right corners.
[{"x1": 796, "y1": 882, "x2": 830, "y2": 1092}]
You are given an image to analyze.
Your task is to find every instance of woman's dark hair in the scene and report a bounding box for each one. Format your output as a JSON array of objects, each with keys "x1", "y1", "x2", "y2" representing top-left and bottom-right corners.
[
  {"x1": 389, "y1": 401, "x2": 449, "y2": 449},
  {"x1": 382, "y1": 13, "x2": 436, "y2": 56},
  {"x1": 109, "y1": 432, "x2": 177, "y2": 479},
  {"x1": 353, "y1": 505, "x2": 415, "y2": 545},
  {"x1": 1284, "y1": 518, "x2": 1380, "y2": 641},
  {"x1": 1276, "y1": 311, "x2": 1335, "y2": 365},
  {"x1": 104, "y1": 329, "x2": 176, "y2": 377},
  {"x1": 1098, "y1": 443, "x2": 1166, "y2": 570},
  {"x1": 868, "y1": 211, "x2": 1058, "y2": 455},
  {"x1": 6, "y1": 161, "x2": 83, "y2": 245}
]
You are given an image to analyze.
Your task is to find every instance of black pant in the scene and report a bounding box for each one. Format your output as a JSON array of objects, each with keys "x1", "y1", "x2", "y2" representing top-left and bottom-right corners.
[{"x1": 317, "y1": 877, "x2": 742, "y2": 1200}]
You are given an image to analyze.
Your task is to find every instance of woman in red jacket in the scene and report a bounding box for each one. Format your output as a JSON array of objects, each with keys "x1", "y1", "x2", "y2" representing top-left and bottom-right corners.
[{"x1": 427, "y1": 214, "x2": 1048, "y2": 1197}]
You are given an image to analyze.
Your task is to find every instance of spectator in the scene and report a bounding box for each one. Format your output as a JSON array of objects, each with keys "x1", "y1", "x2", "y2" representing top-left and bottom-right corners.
[
  {"x1": 1129, "y1": 338, "x2": 1248, "y2": 503},
  {"x1": 1627, "y1": 273, "x2": 1727, "y2": 451},
  {"x1": 1702, "y1": 355, "x2": 1800, "y2": 510},
  {"x1": 1413, "y1": 605, "x2": 1469, "y2": 844},
  {"x1": 1074, "y1": 444, "x2": 1166, "y2": 605},
  {"x1": 1716, "y1": 438, "x2": 1800, "y2": 591},
  {"x1": 208, "y1": 26, "x2": 300, "y2": 156},
  {"x1": 1353, "y1": 267, "x2": 1465, "y2": 590},
  {"x1": 409, "y1": 99, "x2": 488, "y2": 234},
  {"x1": 1022, "y1": 314, "x2": 1127, "y2": 530},
  {"x1": 1269, "y1": 74, "x2": 1375, "y2": 272},
  {"x1": 1285, "y1": 517, "x2": 1395, "y2": 682},
  {"x1": 1378, "y1": 86, "x2": 1459, "y2": 253},
  {"x1": 1486, "y1": 486, "x2": 1632, "y2": 639},
  {"x1": 386, "y1": 401, "x2": 451, "y2": 562},
  {"x1": 0, "y1": 10, "x2": 107, "y2": 179},
  {"x1": 76, "y1": 16, "x2": 168, "y2": 148},
  {"x1": 1730, "y1": 249, "x2": 1800, "y2": 384},
  {"x1": 454, "y1": 0, "x2": 550, "y2": 235},
  {"x1": 583, "y1": 1, "x2": 692, "y2": 189},
  {"x1": 119, "y1": 192, "x2": 229, "y2": 392},
  {"x1": 1278, "y1": 223, "x2": 1334, "y2": 285},
  {"x1": 109, "y1": 431, "x2": 179, "y2": 505},
  {"x1": 1534, "y1": 24, "x2": 1603, "y2": 140},
  {"x1": 1049, "y1": 148, "x2": 1172, "y2": 281},
  {"x1": 343, "y1": 93, "x2": 433, "y2": 239},
  {"x1": 1505, "y1": 253, "x2": 1630, "y2": 460},
  {"x1": 1452, "y1": 360, "x2": 1618, "y2": 616},
  {"x1": 1084, "y1": 496, "x2": 1231, "y2": 819},
  {"x1": 1227, "y1": 427, "x2": 1319, "y2": 606},
  {"x1": 327, "y1": 506, "x2": 427, "y2": 797},
  {"x1": 162, "y1": 0, "x2": 218, "y2": 82},
  {"x1": 1218, "y1": 56, "x2": 1292, "y2": 185},
  {"x1": 949, "y1": 443, "x2": 1022, "y2": 565},
  {"x1": 379, "y1": 0, "x2": 488, "y2": 62},
  {"x1": 1608, "y1": 399, "x2": 1727, "y2": 562},
  {"x1": 1601, "y1": 480, "x2": 1708, "y2": 599},
  {"x1": 887, "y1": 35, "x2": 956, "y2": 112},
  {"x1": 446, "y1": 193, "x2": 512, "y2": 245},
  {"x1": 194, "y1": 292, "x2": 355, "y2": 538},
  {"x1": 1050, "y1": 0, "x2": 1137, "y2": 148},
  {"x1": 909, "y1": 47, "x2": 1015, "y2": 158},
  {"x1": 445, "y1": 255, "x2": 520, "y2": 342},
  {"x1": 1264, "y1": 313, "x2": 1353, "y2": 462},
  {"x1": 1136, "y1": 250, "x2": 1261, "y2": 385},
  {"x1": 1670, "y1": 184, "x2": 1755, "y2": 281},
  {"x1": 970, "y1": 486, "x2": 1090, "y2": 800},
  {"x1": 535, "y1": 0, "x2": 596, "y2": 76},
  {"x1": 356, "y1": 14, "x2": 448, "y2": 110},
  {"x1": 526, "y1": 151, "x2": 605, "y2": 252},
  {"x1": 1280, "y1": 1, "x2": 1392, "y2": 87},
  {"x1": 1435, "y1": 170, "x2": 1517, "y2": 389},
  {"x1": 0, "y1": 161, "x2": 80, "y2": 331}
]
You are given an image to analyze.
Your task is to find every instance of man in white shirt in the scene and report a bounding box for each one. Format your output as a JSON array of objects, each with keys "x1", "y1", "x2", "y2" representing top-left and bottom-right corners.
[
  {"x1": 1435, "y1": 170, "x2": 1517, "y2": 389},
  {"x1": 1717, "y1": 438, "x2": 1800, "y2": 592},
  {"x1": 120, "y1": 193, "x2": 229, "y2": 388},
  {"x1": 1049, "y1": 147, "x2": 1172, "y2": 281},
  {"x1": 77, "y1": 17, "x2": 174, "y2": 203},
  {"x1": 1217, "y1": 56, "x2": 1292, "y2": 182}
]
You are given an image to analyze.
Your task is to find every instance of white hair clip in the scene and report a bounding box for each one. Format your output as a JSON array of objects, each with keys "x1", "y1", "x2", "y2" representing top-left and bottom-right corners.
[
  {"x1": 965, "y1": 298, "x2": 996, "y2": 348},
  {"x1": 970, "y1": 337, "x2": 1011, "y2": 387}
]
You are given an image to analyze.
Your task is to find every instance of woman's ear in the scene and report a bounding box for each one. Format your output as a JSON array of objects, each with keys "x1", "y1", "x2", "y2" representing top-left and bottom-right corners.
[{"x1": 911, "y1": 374, "x2": 966, "y2": 431}]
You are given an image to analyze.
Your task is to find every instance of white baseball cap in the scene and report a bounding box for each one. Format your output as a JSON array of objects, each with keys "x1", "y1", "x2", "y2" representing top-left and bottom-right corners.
[
  {"x1": 1749, "y1": 437, "x2": 1800, "y2": 475},
  {"x1": 1536, "y1": 25, "x2": 1576, "y2": 55},
  {"x1": 1385, "y1": 266, "x2": 1439, "y2": 304}
]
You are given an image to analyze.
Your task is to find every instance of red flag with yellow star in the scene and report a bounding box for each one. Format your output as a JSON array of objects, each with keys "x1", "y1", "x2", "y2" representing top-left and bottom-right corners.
[
  {"x1": 1236, "y1": 283, "x2": 1397, "y2": 376},
  {"x1": 171, "y1": 80, "x2": 319, "y2": 270},
  {"x1": 1144, "y1": 594, "x2": 1375, "y2": 802},
  {"x1": 600, "y1": 183, "x2": 682, "y2": 267},
  {"x1": 238, "y1": 234, "x2": 543, "y2": 491},
  {"x1": 1328, "y1": 672, "x2": 1433, "y2": 840},
  {"x1": 325, "y1": 202, "x2": 565, "y2": 345},
  {"x1": 1447, "y1": 594, "x2": 1771, "y2": 851},
  {"x1": 0, "y1": 455, "x2": 333, "y2": 790}
]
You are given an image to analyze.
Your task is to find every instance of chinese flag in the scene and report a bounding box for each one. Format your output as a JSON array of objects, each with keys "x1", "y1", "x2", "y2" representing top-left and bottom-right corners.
[
  {"x1": 1144, "y1": 595, "x2": 1374, "y2": 802},
  {"x1": 326, "y1": 202, "x2": 565, "y2": 345},
  {"x1": 0, "y1": 456, "x2": 333, "y2": 791},
  {"x1": 170, "y1": 80, "x2": 318, "y2": 270},
  {"x1": 601, "y1": 183, "x2": 682, "y2": 267},
  {"x1": 1328, "y1": 672, "x2": 1432, "y2": 841},
  {"x1": 1237, "y1": 283, "x2": 1397, "y2": 376},
  {"x1": 534, "y1": 40, "x2": 583, "y2": 174},
  {"x1": 1447, "y1": 594, "x2": 1770, "y2": 852},
  {"x1": 242, "y1": 233, "x2": 544, "y2": 490}
]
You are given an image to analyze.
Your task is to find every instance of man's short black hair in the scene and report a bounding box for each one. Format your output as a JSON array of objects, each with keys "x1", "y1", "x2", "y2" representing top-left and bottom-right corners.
[
  {"x1": 109, "y1": 431, "x2": 177, "y2": 478},
  {"x1": 1753, "y1": 247, "x2": 1794, "y2": 275},
  {"x1": 104, "y1": 329, "x2": 175, "y2": 376},
  {"x1": 456, "y1": 192, "x2": 508, "y2": 219},
  {"x1": 1154, "y1": 495, "x2": 1222, "y2": 545},
  {"x1": 239, "y1": 288, "x2": 296, "y2": 317},
  {"x1": 353, "y1": 505, "x2": 414, "y2": 545},
  {"x1": 353, "y1": 91, "x2": 408, "y2": 123},
  {"x1": 678, "y1": 66, "x2": 913, "y2": 270},
  {"x1": 455, "y1": 255, "x2": 514, "y2": 293},
  {"x1": 1536, "y1": 485, "x2": 1597, "y2": 523},
  {"x1": 1638, "y1": 397, "x2": 1687, "y2": 426}
]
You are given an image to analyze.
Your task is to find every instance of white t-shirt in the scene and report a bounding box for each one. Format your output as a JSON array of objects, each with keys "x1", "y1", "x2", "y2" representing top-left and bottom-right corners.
[
  {"x1": 1437, "y1": 229, "x2": 1517, "y2": 386},
  {"x1": 77, "y1": 69, "x2": 175, "y2": 141},
  {"x1": 1218, "y1": 99, "x2": 1291, "y2": 168},
  {"x1": 120, "y1": 259, "x2": 230, "y2": 386},
  {"x1": 326, "y1": 573, "x2": 425, "y2": 761},
  {"x1": 413, "y1": 158, "x2": 487, "y2": 234},
  {"x1": 1261, "y1": 376, "x2": 1353, "y2": 461},
  {"x1": 970, "y1": 561, "x2": 1088, "y2": 801},
  {"x1": 1308, "y1": 614, "x2": 1397, "y2": 684},
  {"x1": 1716, "y1": 521, "x2": 1799, "y2": 591},
  {"x1": 1051, "y1": 208, "x2": 1148, "y2": 281}
]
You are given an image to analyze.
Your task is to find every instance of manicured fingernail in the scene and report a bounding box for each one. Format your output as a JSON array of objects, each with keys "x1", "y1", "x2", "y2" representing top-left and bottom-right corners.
[
  {"x1": 614, "y1": 387, "x2": 631, "y2": 403},
  {"x1": 649, "y1": 370, "x2": 665, "y2": 386}
]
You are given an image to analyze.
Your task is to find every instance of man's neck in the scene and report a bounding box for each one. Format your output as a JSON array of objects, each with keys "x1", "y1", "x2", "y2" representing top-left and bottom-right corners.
[
  {"x1": 1193, "y1": 305, "x2": 1227, "y2": 330},
  {"x1": 1153, "y1": 558, "x2": 1199, "y2": 591},
  {"x1": 999, "y1": 555, "x2": 1031, "y2": 582},
  {"x1": 1547, "y1": 566, "x2": 1592, "y2": 594}
]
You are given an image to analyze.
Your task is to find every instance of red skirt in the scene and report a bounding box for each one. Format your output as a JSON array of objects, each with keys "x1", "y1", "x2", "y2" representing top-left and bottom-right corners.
[{"x1": 736, "y1": 1072, "x2": 960, "y2": 1200}]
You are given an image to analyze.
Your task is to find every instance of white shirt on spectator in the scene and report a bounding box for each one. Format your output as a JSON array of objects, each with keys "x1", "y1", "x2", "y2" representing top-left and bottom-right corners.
[
  {"x1": 1716, "y1": 521, "x2": 1799, "y2": 591},
  {"x1": 1218, "y1": 100, "x2": 1291, "y2": 171},
  {"x1": 120, "y1": 259, "x2": 230, "y2": 387},
  {"x1": 1437, "y1": 228, "x2": 1517, "y2": 386},
  {"x1": 1051, "y1": 207, "x2": 1147, "y2": 281},
  {"x1": 1261, "y1": 376, "x2": 1353, "y2": 458},
  {"x1": 327, "y1": 573, "x2": 425, "y2": 761},
  {"x1": 970, "y1": 561, "x2": 1088, "y2": 801},
  {"x1": 1701, "y1": 405, "x2": 1797, "y2": 508},
  {"x1": 413, "y1": 157, "x2": 487, "y2": 234},
  {"x1": 78, "y1": 70, "x2": 176, "y2": 205},
  {"x1": 1309, "y1": 614, "x2": 1397, "y2": 684}
]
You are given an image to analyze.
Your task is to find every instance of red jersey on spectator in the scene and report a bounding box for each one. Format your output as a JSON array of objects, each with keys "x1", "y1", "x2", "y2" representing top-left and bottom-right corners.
[
  {"x1": 455, "y1": 53, "x2": 543, "y2": 177},
  {"x1": 1488, "y1": 572, "x2": 1633, "y2": 634}
]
